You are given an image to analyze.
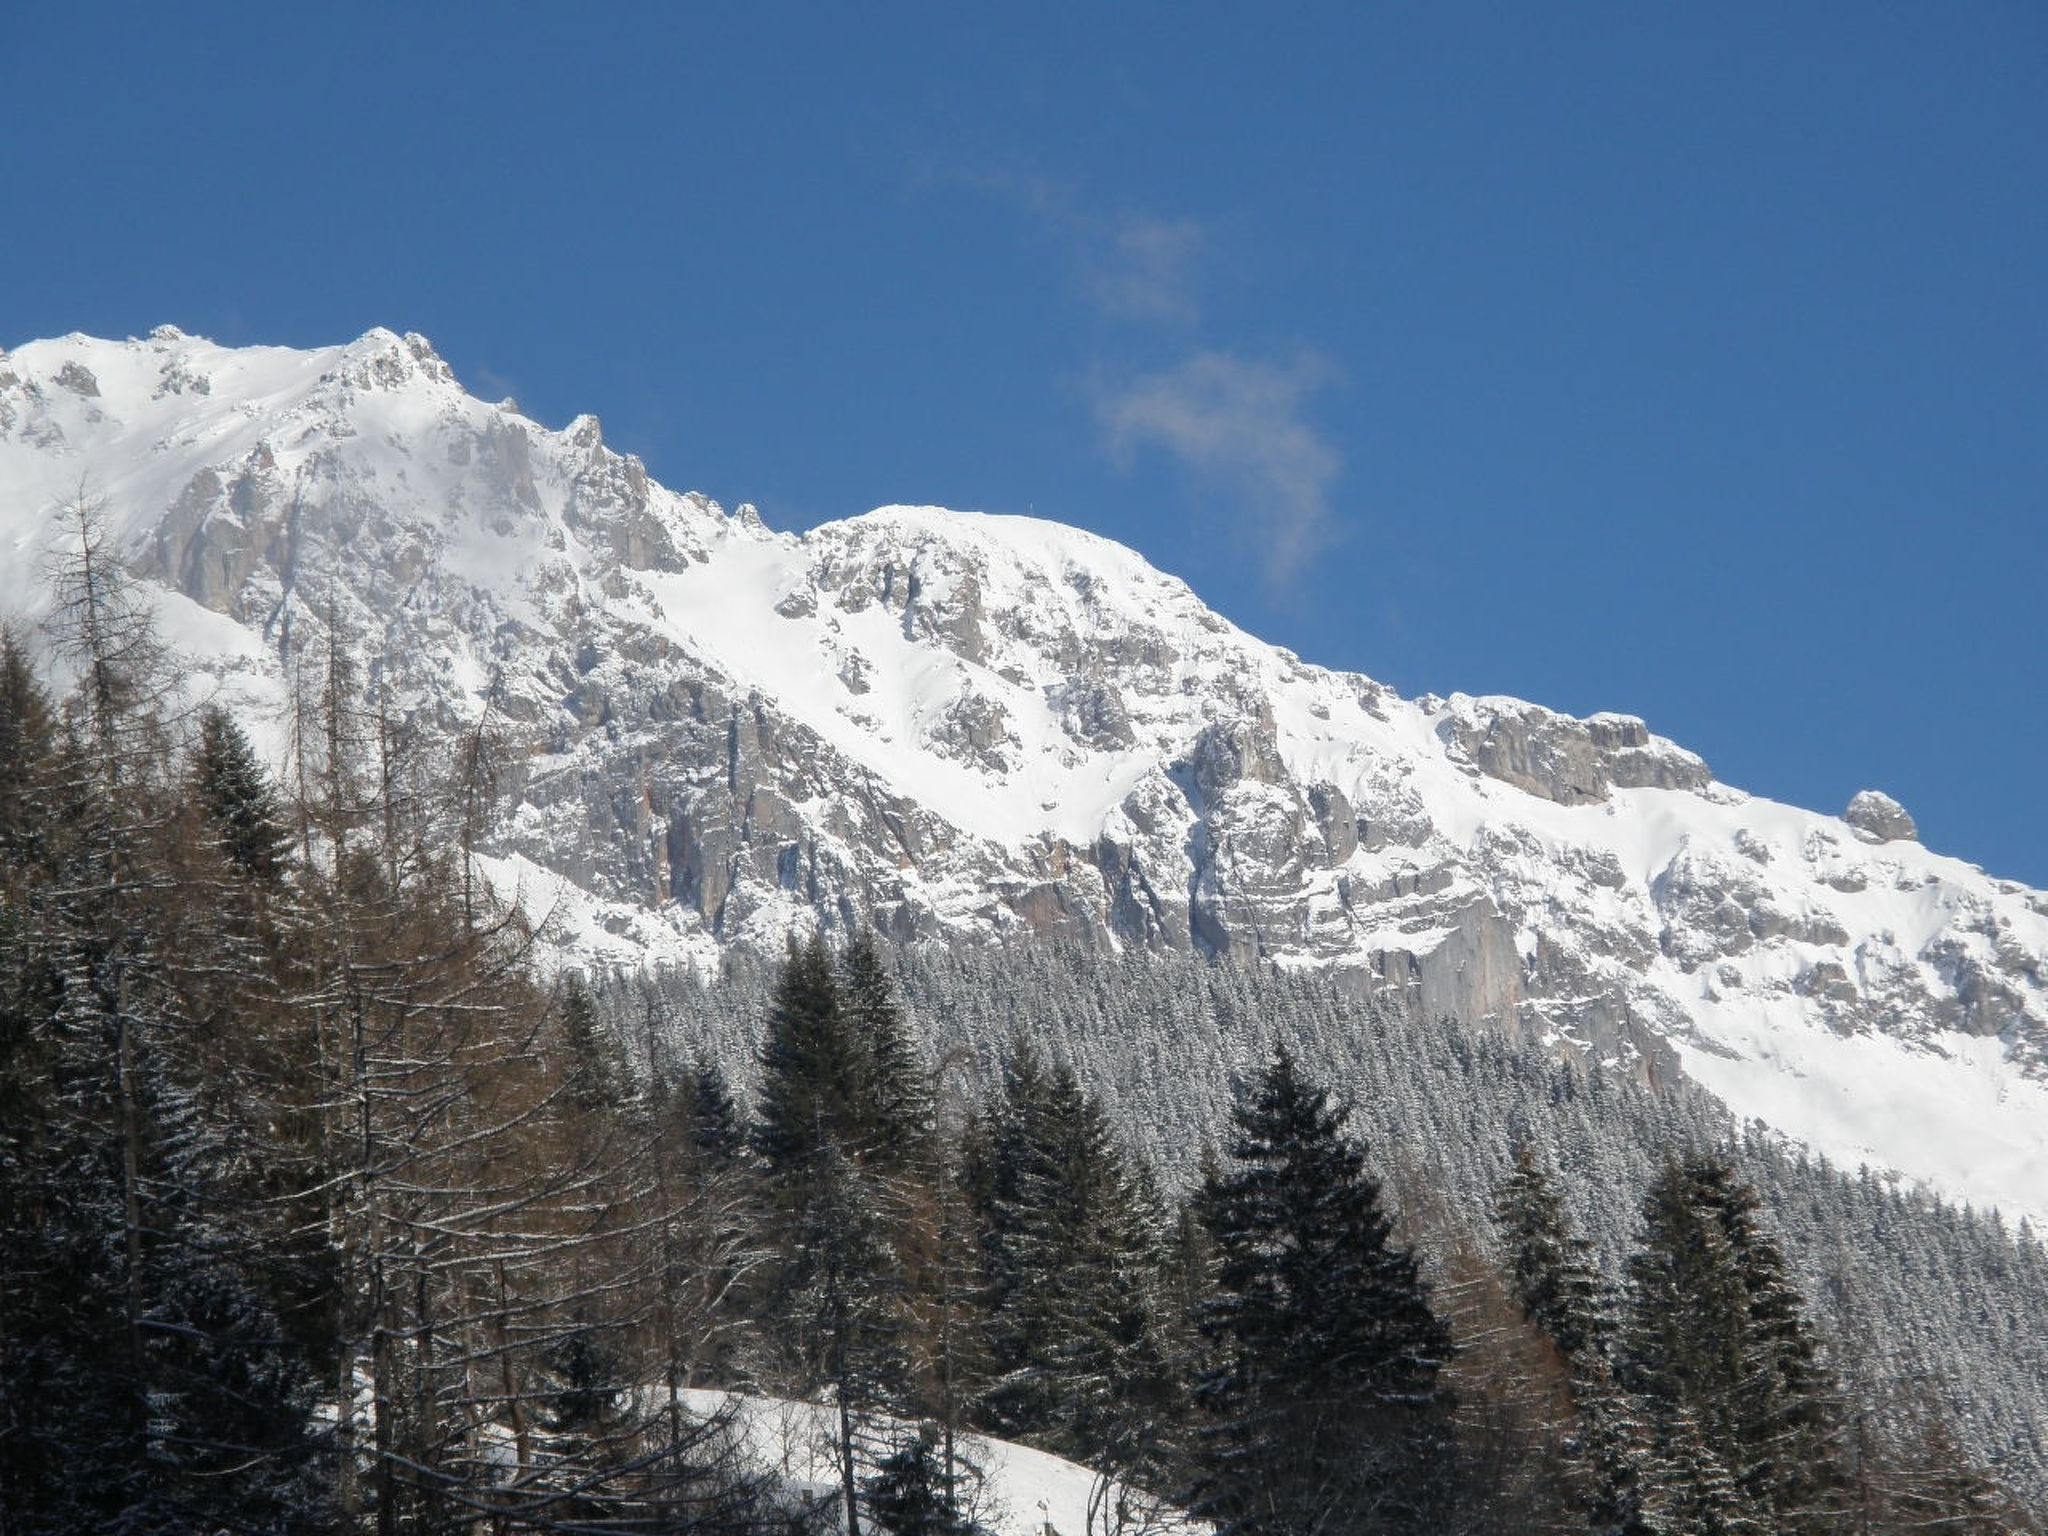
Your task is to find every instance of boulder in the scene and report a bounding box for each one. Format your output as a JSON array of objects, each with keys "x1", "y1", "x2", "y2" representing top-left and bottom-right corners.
[{"x1": 1846, "y1": 789, "x2": 1918, "y2": 843}]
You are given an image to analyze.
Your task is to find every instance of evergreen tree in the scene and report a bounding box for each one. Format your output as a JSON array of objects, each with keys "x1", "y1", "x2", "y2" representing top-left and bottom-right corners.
[
  {"x1": 865, "y1": 1424, "x2": 979, "y2": 1536},
  {"x1": 1638, "y1": 1408, "x2": 1768, "y2": 1536},
  {"x1": 793, "y1": 1139, "x2": 915, "y2": 1536},
  {"x1": 0, "y1": 636, "x2": 60, "y2": 1136},
  {"x1": 972, "y1": 1040, "x2": 1187, "y2": 1483},
  {"x1": 1191, "y1": 1046, "x2": 1455, "y2": 1536},
  {"x1": 0, "y1": 628, "x2": 58, "y2": 866},
  {"x1": 1623, "y1": 1156, "x2": 1845, "y2": 1535},
  {"x1": 974, "y1": 1038, "x2": 1063, "y2": 1438},
  {"x1": 1692, "y1": 1162, "x2": 1844, "y2": 1531},
  {"x1": 1494, "y1": 1144, "x2": 1669, "y2": 1533},
  {"x1": 754, "y1": 931, "x2": 865, "y2": 1178},
  {"x1": 0, "y1": 1001, "x2": 155, "y2": 1534},
  {"x1": 191, "y1": 704, "x2": 293, "y2": 884},
  {"x1": 842, "y1": 929, "x2": 937, "y2": 1171},
  {"x1": 560, "y1": 971, "x2": 624, "y2": 1114},
  {"x1": 683, "y1": 1055, "x2": 748, "y2": 1168},
  {"x1": 1495, "y1": 1143, "x2": 1612, "y2": 1363},
  {"x1": 130, "y1": 1128, "x2": 333, "y2": 1534},
  {"x1": 0, "y1": 635, "x2": 330, "y2": 1531},
  {"x1": 646, "y1": 941, "x2": 2048, "y2": 1513}
]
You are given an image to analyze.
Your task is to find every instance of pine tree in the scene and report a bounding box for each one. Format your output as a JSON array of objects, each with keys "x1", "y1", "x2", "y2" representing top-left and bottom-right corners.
[
  {"x1": 129, "y1": 1094, "x2": 333, "y2": 1534},
  {"x1": 971, "y1": 1040, "x2": 1187, "y2": 1483},
  {"x1": 973, "y1": 1038, "x2": 1063, "y2": 1439},
  {"x1": 1191, "y1": 1045, "x2": 1455, "y2": 1536},
  {"x1": 865, "y1": 1423, "x2": 979, "y2": 1536},
  {"x1": 1638, "y1": 1407, "x2": 1768, "y2": 1536},
  {"x1": 560, "y1": 970, "x2": 624, "y2": 1113},
  {"x1": 0, "y1": 628, "x2": 58, "y2": 866},
  {"x1": 1494, "y1": 1144, "x2": 1669, "y2": 1533},
  {"x1": 1623, "y1": 1156, "x2": 1844, "y2": 1535},
  {"x1": 191, "y1": 704, "x2": 293, "y2": 884},
  {"x1": 646, "y1": 940, "x2": 2048, "y2": 1514},
  {"x1": 1495, "y1": 1143, "x2": 1612, "y2": 1362},
  {"x1": 754, "y1": 931, "x2": 866, "y2": 1179},
  {"x1": 793, "y1": 1138, "x2": 915, "y2": 1536},
  {"x1": 0, "y1": 535, "x2": 331, "y2": 1533},
  {"x1": 0, "y1": 635, "x2": 60, "y2": 1135},
  {"x1": 1690, "y1": 1162, "x2": 1844, "y2": 1531},
  {"x1": 172, "y1": 702, "x2": 316, "y2": 1154},
  {"x1": 683, "y1": 1055, "x2": 748, "y2": 1168},
  {"x1": 841, "y1": 929, "x2": 937, "y2": 1171}
]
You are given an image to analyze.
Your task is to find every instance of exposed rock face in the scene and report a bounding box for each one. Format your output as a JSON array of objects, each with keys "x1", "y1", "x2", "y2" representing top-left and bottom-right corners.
[
  {"x1": 54, "y1": 360, "x2": 99, "y2": 397},
  {"x1": 1440, "y1": 699, "x2": 1712, "y2": 804},
  {"x1": 3, "y1": 326, "x2": 2046, "y2": 1222},
  {"x1": 1846, "y1": 789, "x2": 1918, "y2": 843}
]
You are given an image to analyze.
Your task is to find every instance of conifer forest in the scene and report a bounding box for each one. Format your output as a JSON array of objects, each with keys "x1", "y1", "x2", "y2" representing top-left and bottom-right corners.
[{"x1": 2, "y1": 517, "x2": 2042, "y2": 1534}]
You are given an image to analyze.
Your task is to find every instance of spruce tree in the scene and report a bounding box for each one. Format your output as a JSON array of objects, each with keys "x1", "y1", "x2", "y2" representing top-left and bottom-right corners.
[
  {"x1": 841, "y1": 929, "x2": 937, "y2": 1171},
  {"x1": 865, "y1": 1424, "x2": 978, "y2": 1536},
  {"x1": 1191, "y1": 1045, "x2": 1454, "y2": 1536},
  {"x1": 1495, "y1": 1144, "x2": 1670, "y2": 1533},
  {"x1": 130, "y1": 1111, "x2": 333, "y2": 1534},
  {"x1": 0, "y1": 628, "x2": 58, "y2": 866},
  {"x1": 683, "y1": 1055, "x2": 748, "y2": 1168},
  {"x1": 1690, "y1": 1159, "x2": 1846, "y2": 1532},
  {"x1": 191, "y1": 704, "x2": 293, "y2": 884},
  {"x1": 793, "y1": 1138, "x2": 915, "y2": 1536},
  {"x1": 0, "y1": 569, "x2": 330, "y2": 1533},
  {"x1": 1638, "y1": 1407, "x2": 1768, "y2": 1536},
  {"x1": 1495, "y1": 1143, "x2": 1612, "y2": 1362},
  {"x1": 1623, "y1": 1156, "x2": 1844, "y2": 1535},
  {"x1": 754, "y1": 931, "x2": 865, "y2": 1178},
  {"x1": 560, "y1": 971, "x2": 625, "y2": 1114},
  {"x1": 972, "y1": 1040, "x2": 1186, "y2": 1482}
]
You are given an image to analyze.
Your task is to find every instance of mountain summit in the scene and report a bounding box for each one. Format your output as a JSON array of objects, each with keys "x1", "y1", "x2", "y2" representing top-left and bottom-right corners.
[{"x1": 3, "y1": 327, "x2": 2044, "y2": 1221}]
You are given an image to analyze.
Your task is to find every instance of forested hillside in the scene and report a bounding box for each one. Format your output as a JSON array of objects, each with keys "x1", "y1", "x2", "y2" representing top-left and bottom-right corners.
[
  {"x1": 2, "y1": 511, "x2": 2040, "y2": 1532},
  {"x1": 638, "y1": 941, "x2": 2048, "y2": 1513}
]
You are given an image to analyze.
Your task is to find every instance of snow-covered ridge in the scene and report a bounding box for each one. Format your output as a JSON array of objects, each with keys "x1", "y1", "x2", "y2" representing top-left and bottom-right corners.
[{"x1": 3, "y1": 328, "x2": 2045, "y2": 1224}]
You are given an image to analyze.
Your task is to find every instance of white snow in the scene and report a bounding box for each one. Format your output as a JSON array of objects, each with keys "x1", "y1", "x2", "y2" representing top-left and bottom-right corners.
[
  {"x1": 4, "y1": 326, "x2": 2044, "y2": 1227},
  {"x1": 675, "y1": 1390, "x2": 1199, "y2": 1535},
  {"x1": 1674, "y1": 1003, "x2": 2048, "y2": 1223}
]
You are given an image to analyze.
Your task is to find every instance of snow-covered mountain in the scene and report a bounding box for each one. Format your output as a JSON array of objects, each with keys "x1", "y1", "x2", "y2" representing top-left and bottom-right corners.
[{"x1": 3, "y1": 326, "x2": 2044, "y2": 1224}]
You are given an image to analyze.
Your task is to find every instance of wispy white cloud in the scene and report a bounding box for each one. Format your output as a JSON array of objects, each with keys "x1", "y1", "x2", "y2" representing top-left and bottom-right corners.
[
  {"x1": 934, "y1": 169, "x2": 1350, "y2": 583},
  {"x1": 948, "y1": 172, "x2": 1205, "y2": 327},
  {"x1": 1085, "y1": 213, "x2": 1204, "y2": 325},
  {"x1": 1093, "y1": 350, "x2": 1342, "y2": 585}
]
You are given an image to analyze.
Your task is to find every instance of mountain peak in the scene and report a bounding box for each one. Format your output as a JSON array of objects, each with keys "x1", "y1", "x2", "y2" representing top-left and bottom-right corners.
[{"x1": 1, "y1": 330, "x2": 2044, "y2": 1225}]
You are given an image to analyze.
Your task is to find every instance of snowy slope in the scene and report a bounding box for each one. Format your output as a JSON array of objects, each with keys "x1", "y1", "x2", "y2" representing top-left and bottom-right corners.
[
  {"x1": 2, "y1": 327, "x2": 2044, "y2": 1225},
  {"x1": 678, "y1": 1390, "x2": 1197, "y2": 1534}
]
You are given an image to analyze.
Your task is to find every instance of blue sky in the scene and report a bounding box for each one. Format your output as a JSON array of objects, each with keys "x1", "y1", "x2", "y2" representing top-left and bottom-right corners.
[{"x1": 4, "y1": 4, "x2": 2044, "y2": 883}]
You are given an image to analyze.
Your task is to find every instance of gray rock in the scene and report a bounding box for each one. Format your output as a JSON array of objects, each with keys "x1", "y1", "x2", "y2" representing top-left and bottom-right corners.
[
  {"x1": 10, "y1": 327, "x2": 2045, "y2": 1210},
  {"x1": 1442, "y1": 702, "x2": 1711, "y2": 805},
  {"x1": 54, "y1": 360, "x2": 99, "y2": 397},
  {"x1": 1846, "y1": 789, "x2": 1918, "y2": 843}
]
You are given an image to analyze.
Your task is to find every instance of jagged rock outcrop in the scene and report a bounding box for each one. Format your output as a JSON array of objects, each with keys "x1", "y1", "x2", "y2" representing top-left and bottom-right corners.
[
  {"x1": 1846, "y1": 788, "x2": 1918, "y2": 843},
  {"x1": 1440, "y1": 697, "x2": 1712, "y2": 804}
]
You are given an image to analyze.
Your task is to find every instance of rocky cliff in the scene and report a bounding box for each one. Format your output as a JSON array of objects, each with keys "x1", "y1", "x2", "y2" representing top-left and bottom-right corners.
[{"x1": 3, "y1": 326, "x2": 2044, "y2": 1221}]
